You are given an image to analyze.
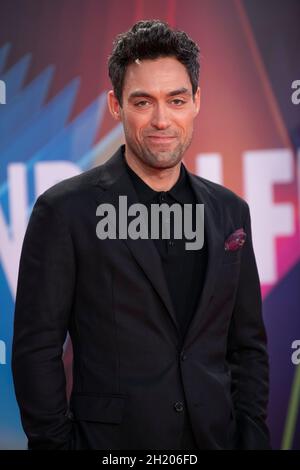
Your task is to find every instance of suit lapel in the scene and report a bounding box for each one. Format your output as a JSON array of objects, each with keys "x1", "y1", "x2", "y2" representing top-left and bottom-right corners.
[
  {"x1": 93, "y1": 146, "x2": 225, "y2": 347},
  {"x1": 94, "y1": 147, "x2": 180, "y2": 335},
  {"x1": 182, "y1": 172, "x2": 225, "y2": 348}
]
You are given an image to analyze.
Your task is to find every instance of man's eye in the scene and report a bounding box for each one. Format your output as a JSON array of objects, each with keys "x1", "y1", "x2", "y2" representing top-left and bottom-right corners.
[
  {"x1": 135, "y1": 100, "x2": 150, "y2": 107},
  {"x1": 171, "y1": 99, "x2": 186, "y2": 105}
]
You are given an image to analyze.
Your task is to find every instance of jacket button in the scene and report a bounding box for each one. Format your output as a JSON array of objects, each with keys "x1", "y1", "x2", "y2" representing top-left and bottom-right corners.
[
  {"x1": 174, "y1": 401, "x2": 184, "y2": 412},
  {"x1": 180, "y1": 352, "x2": 187, "y2": 361}
]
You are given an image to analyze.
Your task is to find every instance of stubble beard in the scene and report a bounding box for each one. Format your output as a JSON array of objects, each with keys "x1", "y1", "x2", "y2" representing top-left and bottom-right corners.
[{"x1": 125, "y1": 129, "x2": 193, "y2": 170}]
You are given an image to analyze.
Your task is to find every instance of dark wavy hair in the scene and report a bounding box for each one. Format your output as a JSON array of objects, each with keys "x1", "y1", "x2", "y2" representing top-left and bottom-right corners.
[{"x1": 108, "y1": 20, "x2": 200, "y2": 106}]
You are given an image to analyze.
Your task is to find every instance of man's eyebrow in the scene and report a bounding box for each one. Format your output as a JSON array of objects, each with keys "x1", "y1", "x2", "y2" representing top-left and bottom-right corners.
[
  {"x1": 128, "y1": 91, "x2": 152, "y2": 100},
  {"x1": 167, "y1": 87, "x2": 191, "y2": 97},
  {"x1": 128, "y1": 87, "x2": 192, "y2": 100}
]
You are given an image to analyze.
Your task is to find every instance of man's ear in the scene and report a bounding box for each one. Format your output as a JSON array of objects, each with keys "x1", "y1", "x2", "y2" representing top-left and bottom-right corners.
[
  {"x1": 194, "y1": 87, "x2": 201, "y2": 116},
  {"x1": 107, "y1": 90, "x2": 122, "y2": 121}
]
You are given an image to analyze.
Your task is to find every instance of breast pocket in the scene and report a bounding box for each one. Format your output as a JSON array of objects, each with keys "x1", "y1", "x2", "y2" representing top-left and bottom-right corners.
[{"x1": 222, "y1": 248, "x2": 242, "y2": 265}]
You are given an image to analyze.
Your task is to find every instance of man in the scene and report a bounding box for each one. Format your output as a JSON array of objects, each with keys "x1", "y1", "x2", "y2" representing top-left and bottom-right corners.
[{"x1": 12, "y1": 20, "x2": 270, "y2": 450}]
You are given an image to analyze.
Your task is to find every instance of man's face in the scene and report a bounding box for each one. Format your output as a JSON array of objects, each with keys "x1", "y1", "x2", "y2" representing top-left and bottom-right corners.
[{"x1": 108, "y1": 57, "x2": 200, "y2": 170}]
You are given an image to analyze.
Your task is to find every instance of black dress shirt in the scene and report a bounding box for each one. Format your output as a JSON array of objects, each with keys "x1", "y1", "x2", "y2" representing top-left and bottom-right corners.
[{"x1": 124, "y1": 156, "x2": 208, "y2": 343}]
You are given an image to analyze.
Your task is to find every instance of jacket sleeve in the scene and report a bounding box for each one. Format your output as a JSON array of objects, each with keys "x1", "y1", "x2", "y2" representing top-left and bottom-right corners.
[
  {"x1": 12, "y1": 194, "x2": 75, "y2": 449},
  {"x1": 226, "y1": 201, "x2": 271, "y2": 449}
]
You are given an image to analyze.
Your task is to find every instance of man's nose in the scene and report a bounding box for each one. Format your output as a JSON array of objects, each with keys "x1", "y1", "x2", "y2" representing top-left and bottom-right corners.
[{"x1": 150, "y1": 104, "x2": 171, "y2": 129}]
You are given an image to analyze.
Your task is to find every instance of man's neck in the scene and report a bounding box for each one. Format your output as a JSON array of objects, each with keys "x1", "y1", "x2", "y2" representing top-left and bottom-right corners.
[{"x1": 124, "y1": 147, "x2": 181, "y2": 192}]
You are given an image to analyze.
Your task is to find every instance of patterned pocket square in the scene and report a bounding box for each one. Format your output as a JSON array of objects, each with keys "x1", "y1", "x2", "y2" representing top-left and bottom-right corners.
[{"x1": 224, "y1": 228, "x2": 246, "y2": 251}]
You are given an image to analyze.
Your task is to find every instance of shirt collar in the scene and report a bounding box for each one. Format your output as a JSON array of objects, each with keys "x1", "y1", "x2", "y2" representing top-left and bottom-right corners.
[{"x1": 123, "y1": 153, "x2": 189, "y2": 204}]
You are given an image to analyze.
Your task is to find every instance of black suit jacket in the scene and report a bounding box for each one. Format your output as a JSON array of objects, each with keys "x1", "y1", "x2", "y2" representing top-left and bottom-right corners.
[{"x1": 12, "y1": 145, "x2": 270, "y2": 450}]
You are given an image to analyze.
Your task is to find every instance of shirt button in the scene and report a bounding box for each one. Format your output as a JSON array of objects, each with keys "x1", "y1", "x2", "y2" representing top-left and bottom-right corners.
[{"x1": 174, "y1": 401, "x2": 184, "y2": 412}]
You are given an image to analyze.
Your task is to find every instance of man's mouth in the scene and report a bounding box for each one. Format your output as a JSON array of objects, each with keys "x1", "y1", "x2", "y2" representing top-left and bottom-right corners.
[{"x1": 146, "y1": 135, "x2": 176, "y2": 144}]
